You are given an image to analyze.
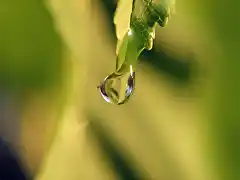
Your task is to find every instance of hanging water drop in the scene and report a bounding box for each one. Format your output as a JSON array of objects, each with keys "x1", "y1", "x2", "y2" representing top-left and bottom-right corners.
[{"x1": 98, "y1": 68, "x2": 135, "y2": 105}]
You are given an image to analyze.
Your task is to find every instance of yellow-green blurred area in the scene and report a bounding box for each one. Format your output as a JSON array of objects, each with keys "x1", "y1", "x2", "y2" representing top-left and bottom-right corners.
[{"x1": 0, "y1": 0, "x2": 239, "y2": 180}]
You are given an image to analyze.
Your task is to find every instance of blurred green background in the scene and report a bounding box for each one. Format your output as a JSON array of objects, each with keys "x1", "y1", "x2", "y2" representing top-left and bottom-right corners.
[{"x1": 0, "y1": 0, "x2": 239, "y2": 180}]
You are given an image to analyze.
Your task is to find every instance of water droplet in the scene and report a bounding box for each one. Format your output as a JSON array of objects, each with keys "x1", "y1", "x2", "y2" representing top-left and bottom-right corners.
[{"x1": 98, "y1": 70, "x2": 135, "y2": 105}]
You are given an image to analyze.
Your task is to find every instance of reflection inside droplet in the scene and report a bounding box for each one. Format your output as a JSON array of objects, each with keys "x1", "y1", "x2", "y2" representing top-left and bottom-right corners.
[{"x1": 98, "y1": 70, "x2": 135, "y2": 105}]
